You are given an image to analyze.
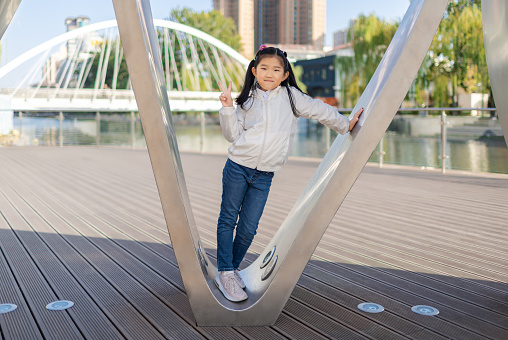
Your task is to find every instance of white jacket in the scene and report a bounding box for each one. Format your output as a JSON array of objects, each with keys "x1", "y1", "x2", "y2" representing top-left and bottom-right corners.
[{"x1": 219, "y1": 86, "x2": 350, "y2": 172}]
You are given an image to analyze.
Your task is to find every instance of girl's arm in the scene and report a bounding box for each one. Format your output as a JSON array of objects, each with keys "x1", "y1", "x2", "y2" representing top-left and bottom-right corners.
[
  {"x1": 292, "y1": 88, "x2": 356, "y2": 134},
  {"x1": 218, "y1": 81, "x2": 244, "y2": 142},
  {"x1": 219, "y1": 106, "x2": 244, "y2": 142}
]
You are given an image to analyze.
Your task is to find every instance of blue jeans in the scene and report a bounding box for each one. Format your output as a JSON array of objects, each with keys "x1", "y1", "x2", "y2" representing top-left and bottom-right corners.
[{"x1": 217, "y1": 159, "x2": 274, "y2": 271}]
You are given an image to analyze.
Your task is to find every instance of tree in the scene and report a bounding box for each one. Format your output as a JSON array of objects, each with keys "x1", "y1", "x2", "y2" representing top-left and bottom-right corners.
[
  {"x1": 80, "y1": 8, "x2": 244, "y2": 93},
  {"x1": 292, "y1": 64, "x2": 307, "y2": 93},
  {"x1": 83, "y1": 40, "x2": 130, "y2": 90},
  {"x1": 161, "y1": 8, "x2": 244, "y2": 92},
  {"x1": 336, "y1": 14, "x2": 398, "y2": 107},
  {"x1": 337, "y1": 2, "x2": 487, "y2": 109},
  {"x1": 169, "y1": 7, "x2": 242, "y2": 52},
  {"x1": 415, "y1": 0, "x2": 488, "y2": 108}
]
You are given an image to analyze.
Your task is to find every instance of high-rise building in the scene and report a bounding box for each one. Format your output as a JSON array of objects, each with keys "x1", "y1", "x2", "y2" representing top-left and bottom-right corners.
[
  {"x1": 65, "y1": 16, "x2": 90, "y2": 31},
  {"x1": 214, "y1": 0, "x2": 326, "y2": 60},
  {"x1": 333, "y1": 28, "x2": 349, "y2": 47},
  {"x1": 255, "y1": 0, "x2": 326, "y2": 51},
  {"x1": 333, "y1": 20, "x2": 355, "y2": 48},
  {"x1": 65, "y1": 16, "x2": 90, "y2": 58},
  {"x1": 214, "y1": 0, "x2": 255, "y2": 58},
  {"x1": 43, "y1": 17, "x2": 100, "y2": 87}
]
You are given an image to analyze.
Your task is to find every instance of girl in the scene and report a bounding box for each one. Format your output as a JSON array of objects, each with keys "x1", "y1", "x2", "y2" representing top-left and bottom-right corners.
[{"x1": 215, "y1": 46, "x2": 363, "y2": 302}]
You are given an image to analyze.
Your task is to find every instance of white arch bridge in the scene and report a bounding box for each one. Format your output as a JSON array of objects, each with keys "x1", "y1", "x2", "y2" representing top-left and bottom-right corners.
[{"x1": 0, "y1": 19, "x2": 249, "y2": 113}]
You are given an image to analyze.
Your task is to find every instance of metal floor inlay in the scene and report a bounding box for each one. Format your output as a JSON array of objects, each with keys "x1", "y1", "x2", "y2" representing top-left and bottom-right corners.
[{"x1": 358, "y1": 303, "x2": 385, "y2": 314}]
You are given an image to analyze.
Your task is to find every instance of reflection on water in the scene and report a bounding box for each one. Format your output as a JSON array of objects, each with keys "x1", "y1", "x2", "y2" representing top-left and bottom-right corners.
[
  {"x1": 370, "y1": 134, "x2": 508, "y2": 173},
  {"x1": 10, "y1": 114, "x2": 508, "y2": 174}
]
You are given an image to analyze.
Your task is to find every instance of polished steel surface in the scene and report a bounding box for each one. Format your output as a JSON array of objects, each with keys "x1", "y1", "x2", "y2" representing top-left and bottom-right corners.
[
  {"x1": 112, "y1": 0, "x2": 448, "y2": 326},
  {"x1": 482, "y1": 0, "x2": 508, "y2": 146},
  {"x1": 261, "y1": 255, "x2": 277, "y2": 281},
  {"x1": 0, "y1": 0, "x2": 22, "y2": 38},
  {"x1": 112, "y1": 0, "x2": 217, "y2": 318}
]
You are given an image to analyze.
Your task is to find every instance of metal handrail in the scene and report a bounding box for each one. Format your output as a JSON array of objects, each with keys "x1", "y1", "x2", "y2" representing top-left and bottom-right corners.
[
  {"x1": 3, "y1": 108, "x2": 503, "y2": 174},
  {"x1": 337, "y1": 107, "x2": 497, "y2": 113}
]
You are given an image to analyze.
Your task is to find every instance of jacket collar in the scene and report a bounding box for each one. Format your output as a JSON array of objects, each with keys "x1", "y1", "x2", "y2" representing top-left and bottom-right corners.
[{"x1": 254, "y1": 85, "x2": 282, "y2": 101}]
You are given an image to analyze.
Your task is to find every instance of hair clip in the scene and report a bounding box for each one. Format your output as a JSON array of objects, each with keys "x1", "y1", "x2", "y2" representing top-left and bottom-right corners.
[{"x1": 259, "y1": 44, "x2": 267, "y2": 51}]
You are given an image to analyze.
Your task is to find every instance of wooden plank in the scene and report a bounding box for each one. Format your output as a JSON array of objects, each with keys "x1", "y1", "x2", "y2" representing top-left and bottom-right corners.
[
  {"x1": 179, "y1": 152, "x2": 508, "y2": 339},
  {"x1": 13, "y1": 152, "x2": 335, "y2": 339},
  {"x1": 0, "y1": 162, "x2": 227, "y2": 339},
  {"x1": 0, "y1": 216, "x2": 43, "y2": 340},
  {"x1": 0, "y1": 149, "x2": 339, "y2": 337},
  {"x1": 0, "y1": 147, "x2": 507, "y2": 340},
  {"x1": 0, "y1": 185, "x2": 85, "y2": 339}
]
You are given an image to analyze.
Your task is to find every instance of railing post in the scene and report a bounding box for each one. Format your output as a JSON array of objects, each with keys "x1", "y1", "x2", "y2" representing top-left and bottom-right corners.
[
  {"x1": 96, "y1": 111, "x2": 101, "y2": 147},
  {"x1": 59, "y1": 111, "x2": 64, "y2": 148},
  {"x1": 440, "y1": 111, "x2": 449, "y2": 174},
  {"x1": 131, "y1": 111, "x2": 136, "y2": 150},
  {"x1": 19, "y1": 112, "x2": 23, "y2": 137},
  {"x1": 377, "y1": 135, "x2": 386, "y2": 168},
  {"x1": 200, "y1": 111, "x2": 205, "y2": 153},
  {"x1": 325, "y1": 127, "x2": 330, "y2": 151}
]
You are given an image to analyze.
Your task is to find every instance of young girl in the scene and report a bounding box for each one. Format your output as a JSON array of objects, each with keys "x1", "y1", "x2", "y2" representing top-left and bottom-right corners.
[{"x1": 215, "y1": 46, "x2": 363, "y2": 302}]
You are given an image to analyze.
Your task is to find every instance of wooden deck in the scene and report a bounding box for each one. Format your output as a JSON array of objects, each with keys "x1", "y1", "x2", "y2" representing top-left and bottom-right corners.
[{"x1": 0, "y1": 146, "x2": 507, "y2": 340}]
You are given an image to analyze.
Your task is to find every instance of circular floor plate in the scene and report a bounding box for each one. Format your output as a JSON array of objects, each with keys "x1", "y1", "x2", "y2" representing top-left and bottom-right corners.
[
  {"x1": 0, "y1": 304, "x2": 17, "y2": 314},
  {"x1": 411, "y1": 305, "x2": 439, "y2": 316},
  {"x1": 358, "y1": 302, "x2": 384, "y2": 313},
  {"x1": 47, "y1": 300, "x2": 74, "y2": 311}
]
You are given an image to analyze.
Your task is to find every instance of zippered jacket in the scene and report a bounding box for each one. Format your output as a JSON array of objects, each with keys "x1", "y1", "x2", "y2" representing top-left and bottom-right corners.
[{"x1": 219, "y1": 86, "x2": 350, "y2": 172}]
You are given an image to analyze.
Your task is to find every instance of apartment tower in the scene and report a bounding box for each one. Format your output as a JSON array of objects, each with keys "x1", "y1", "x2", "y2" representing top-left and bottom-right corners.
[
  {"x1": 255, "y1": 0, "x2": 326, "y2": 50},
  {"x1": 213, "y1": 0, "x2": 255, "y2": 58},
  {"x1": 215, "y1": 0, "x2": 326, "y2": 58}
]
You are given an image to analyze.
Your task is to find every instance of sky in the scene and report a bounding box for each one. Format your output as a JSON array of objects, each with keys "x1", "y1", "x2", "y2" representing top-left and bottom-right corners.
[{"x1": 1, "y1": 0, "x2": 410, "y2": 66}]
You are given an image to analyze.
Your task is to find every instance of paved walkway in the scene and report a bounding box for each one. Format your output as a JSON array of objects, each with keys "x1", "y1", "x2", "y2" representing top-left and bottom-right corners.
[{"x1": 0, "y1": 147, "x2": 507, "y2": 339}]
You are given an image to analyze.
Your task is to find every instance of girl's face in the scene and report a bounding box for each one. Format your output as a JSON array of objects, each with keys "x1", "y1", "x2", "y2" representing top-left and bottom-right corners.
[{"x1": 252, "y1": 56, "x2": 289, "y2": 92}]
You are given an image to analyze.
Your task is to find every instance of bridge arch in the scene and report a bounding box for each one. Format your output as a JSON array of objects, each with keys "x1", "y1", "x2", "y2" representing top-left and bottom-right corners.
[{"x1": 0, "y1": 19, "x2": 249, "y2": 104}]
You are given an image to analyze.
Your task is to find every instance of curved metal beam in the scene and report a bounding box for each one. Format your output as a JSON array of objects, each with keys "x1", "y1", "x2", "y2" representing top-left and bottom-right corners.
[
  {"x1": 0, "y1": 18, "x2": 249, "y2": 80},
  {"x1": 113, "y1": 0, "x2": 449, "y2": 326},
  {"x1": 482, "y1": 0, "x2": 508, "y2": 146}
]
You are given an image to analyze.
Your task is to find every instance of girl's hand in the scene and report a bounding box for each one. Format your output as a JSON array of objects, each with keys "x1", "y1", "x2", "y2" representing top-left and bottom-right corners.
[
  {"x1": 218, "y1": 81, "x2": 233, "y2": 107},
  {"x1": 349, "y1": 107, "x2": 364, "y2": 132}
]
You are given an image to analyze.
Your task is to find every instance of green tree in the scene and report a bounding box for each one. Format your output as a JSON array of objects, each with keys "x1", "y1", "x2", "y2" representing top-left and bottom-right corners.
[
  {"x1": 80, "y1": 8, "x2": 244, "y2": 92},
  {"x1": 162, "y1": 7, "x2": 244, "y2": 92},
  {"x1": 292, "y1": 64, "x2": 307, "y2": 93},
  {"x1": 415, "y1": 0, "x2": 487, "y2": 108},
  {"x1": 336, "y1": 14, "x2": 398, "y2": 107},
  {"x1": 169, "y1": 7, "x2": 242, "y2": 52},
  {"x1": 83, "y1": 40, "x2": 129, "y2": 90}
]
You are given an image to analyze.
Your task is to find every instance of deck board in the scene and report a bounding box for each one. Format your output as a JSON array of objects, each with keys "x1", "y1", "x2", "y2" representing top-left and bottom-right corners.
[{"x1": 0, "y1": 147, "x2": 507, "y2": 339}]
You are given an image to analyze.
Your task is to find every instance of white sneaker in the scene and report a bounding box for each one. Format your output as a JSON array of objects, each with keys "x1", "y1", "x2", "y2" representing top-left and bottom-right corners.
[
  {"x1": 215, "y1": 271, "x2": 248, "y2": 302},
  {"x1": 234, "y1": 269, "x2": 246, "y2": 289}
]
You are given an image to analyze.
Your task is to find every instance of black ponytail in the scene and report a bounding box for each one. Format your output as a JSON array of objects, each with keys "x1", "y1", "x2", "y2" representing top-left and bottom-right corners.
[
  {"x1": 236, "y1": 46, "x2": 307, "y2": 117},
  {"x1": 236, "y1": 59, "x2": 257, "y2": 110}
]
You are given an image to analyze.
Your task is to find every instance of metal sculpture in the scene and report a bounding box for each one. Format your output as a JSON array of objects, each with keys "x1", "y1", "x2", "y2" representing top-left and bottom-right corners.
[
  {"x1": 0, "y1": 0, "x2": 21, "y2": 38},
  {"x1": 482, "y1": 0, "x2": 508, "y2": 146},
  {"x1": 112, "y1": 0, "x2": 450, "y2": 326}
]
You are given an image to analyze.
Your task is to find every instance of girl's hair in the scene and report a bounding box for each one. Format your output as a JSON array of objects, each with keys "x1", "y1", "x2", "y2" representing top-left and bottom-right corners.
[{"x1": 236, "y1": 46, "x2": 306, "y2": 117}]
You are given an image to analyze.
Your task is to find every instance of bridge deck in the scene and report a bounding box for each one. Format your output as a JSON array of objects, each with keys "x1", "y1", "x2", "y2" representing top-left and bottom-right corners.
[{"x1": 0, "y1": 147, "x2": 507, "y2": 340}]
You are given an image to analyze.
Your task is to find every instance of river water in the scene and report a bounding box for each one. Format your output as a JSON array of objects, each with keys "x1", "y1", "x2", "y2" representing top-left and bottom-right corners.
[{"x1": 9, "y1": 113, "x2": 508, "y2": 174}]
